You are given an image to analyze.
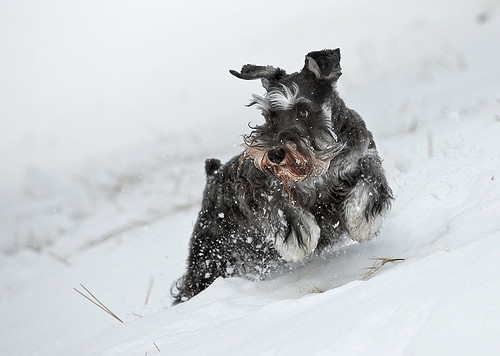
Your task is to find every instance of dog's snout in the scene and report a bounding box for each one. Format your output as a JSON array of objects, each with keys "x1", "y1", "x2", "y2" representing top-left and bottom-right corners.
[{"x1": 267, "y1": 148, "x2": 286, "y2": 164}]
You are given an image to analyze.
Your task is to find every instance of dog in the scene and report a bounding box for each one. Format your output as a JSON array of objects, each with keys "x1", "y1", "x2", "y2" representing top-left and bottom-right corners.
[{"x1": 171, "y1": 48, "x2": 393, "y2": 304}]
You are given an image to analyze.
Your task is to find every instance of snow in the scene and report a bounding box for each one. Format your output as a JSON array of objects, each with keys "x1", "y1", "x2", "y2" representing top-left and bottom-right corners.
[{"x1": 1, "y1": 0, "x2": 499, "y2": 354}]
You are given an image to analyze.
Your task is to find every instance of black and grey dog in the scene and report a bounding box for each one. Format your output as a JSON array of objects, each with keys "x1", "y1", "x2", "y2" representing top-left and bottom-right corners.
[{"x1": 172, "y1": 49, "x2": 392, "y2": 304}]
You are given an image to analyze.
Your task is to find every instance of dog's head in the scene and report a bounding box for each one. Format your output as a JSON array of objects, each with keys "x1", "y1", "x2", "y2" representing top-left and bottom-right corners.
[{"x1": 231, "y1": 49, "x2": 345, "y2": 195}]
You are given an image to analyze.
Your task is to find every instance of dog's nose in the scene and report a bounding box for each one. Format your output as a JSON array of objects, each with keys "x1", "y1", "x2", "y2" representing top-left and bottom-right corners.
[{"x1": 267, "y1": 148, "x2": 286, "y2": 164}]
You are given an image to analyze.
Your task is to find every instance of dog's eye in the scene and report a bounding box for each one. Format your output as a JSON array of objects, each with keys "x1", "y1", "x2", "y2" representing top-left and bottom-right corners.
[{"x1": 297, "y1": 108, "x2": 308, "y2": 119}]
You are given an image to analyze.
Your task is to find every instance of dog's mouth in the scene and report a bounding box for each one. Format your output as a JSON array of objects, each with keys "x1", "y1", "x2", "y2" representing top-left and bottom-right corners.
[
  {"x1": 241, "y1": 144, "x2": 331, "y2": 204},
  {"x1": 265, "y1": 149, "x2": 314, "y2": 179}
]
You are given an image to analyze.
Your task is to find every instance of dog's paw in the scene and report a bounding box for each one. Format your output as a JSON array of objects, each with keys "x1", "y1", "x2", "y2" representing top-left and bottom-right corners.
[
  {"x1": 274, "y1": 210, "x2": 320, "y2": 262},
  {"x1": 344, "y1": 181, "x2": 384, "y2": 243}
]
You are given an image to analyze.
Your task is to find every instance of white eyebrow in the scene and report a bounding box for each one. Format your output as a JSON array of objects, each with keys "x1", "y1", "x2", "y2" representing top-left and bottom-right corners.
[{"x1": 251, "y1": 83, "x2": 311, "y2": 113}]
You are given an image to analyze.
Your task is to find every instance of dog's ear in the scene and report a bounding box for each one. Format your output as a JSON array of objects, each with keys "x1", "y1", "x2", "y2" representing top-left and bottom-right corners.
[
  {"x1": 230, "y1": 65, "x2": 286, "y2": 89},
  {"x1": 303, "y1": 48, "x2": 341, "y2": 81}
]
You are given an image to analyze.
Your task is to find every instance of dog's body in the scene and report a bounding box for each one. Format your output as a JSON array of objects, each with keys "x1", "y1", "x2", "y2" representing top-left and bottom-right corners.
[{"x1": 172, "y1": 49, "x2": 392, "y2": 304}]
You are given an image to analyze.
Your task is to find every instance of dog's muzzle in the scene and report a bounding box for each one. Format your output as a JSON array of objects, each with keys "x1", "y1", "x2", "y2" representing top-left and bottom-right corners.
[
  {"x1": 264, "y1": 146, "x2": 314, "y2": 179},
  {"x1": 240, "y1": 139, "x2": 340, "y2": 204}
]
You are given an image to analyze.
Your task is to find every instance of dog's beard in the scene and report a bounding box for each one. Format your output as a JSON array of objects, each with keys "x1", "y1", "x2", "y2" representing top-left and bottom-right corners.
[{"x1": 241, "y1": 142, "x2": 332, "y2": 204}]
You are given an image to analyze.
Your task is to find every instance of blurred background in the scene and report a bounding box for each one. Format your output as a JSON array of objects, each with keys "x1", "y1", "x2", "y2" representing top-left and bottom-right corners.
[
  {"x1": 1, "y1": 0, "x2": 499, "y2": 252},
  {"x1": 1, "y1": 0, "x2": 498, "y2": 256}
]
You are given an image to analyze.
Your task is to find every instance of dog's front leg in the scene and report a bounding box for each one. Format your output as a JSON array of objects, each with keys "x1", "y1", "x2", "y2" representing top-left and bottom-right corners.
[
  {"x1": 343, "y1": 152, "x2": 393, "y2": 243},
  {"x1": 273, "y1": 206, "x2": 321, "y2": 262}
]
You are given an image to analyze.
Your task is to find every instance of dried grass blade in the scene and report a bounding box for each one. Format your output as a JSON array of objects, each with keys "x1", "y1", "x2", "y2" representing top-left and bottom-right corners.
[
  {"x1": 144, "y1": 278, "x2": 154, "y2": 306},
  {"x1": 153, "y1": 342, "x2": 160, "y2": 352},
  {"x1": 74, "y1": 285, "x2": 123, "y2": 323},
  {"x1": 79, "y1": 284, "x2": 114, "y2": 315}
]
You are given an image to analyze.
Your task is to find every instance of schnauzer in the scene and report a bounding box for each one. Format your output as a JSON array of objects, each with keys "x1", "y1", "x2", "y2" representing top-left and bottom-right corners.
[{"x1": 171, "y1": 48, "x2": 393, "y2": 304}]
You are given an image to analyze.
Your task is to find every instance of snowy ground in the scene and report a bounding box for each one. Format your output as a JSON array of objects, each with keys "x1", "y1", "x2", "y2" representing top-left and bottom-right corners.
[{"x1": 1, "y1": 1, "x2": 499, "y2": 355}]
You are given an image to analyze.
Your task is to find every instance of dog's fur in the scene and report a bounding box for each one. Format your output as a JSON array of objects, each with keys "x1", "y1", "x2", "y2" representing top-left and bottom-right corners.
[{"x1": 171, "y1": 49, "x2": 393, "y2": 304}]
